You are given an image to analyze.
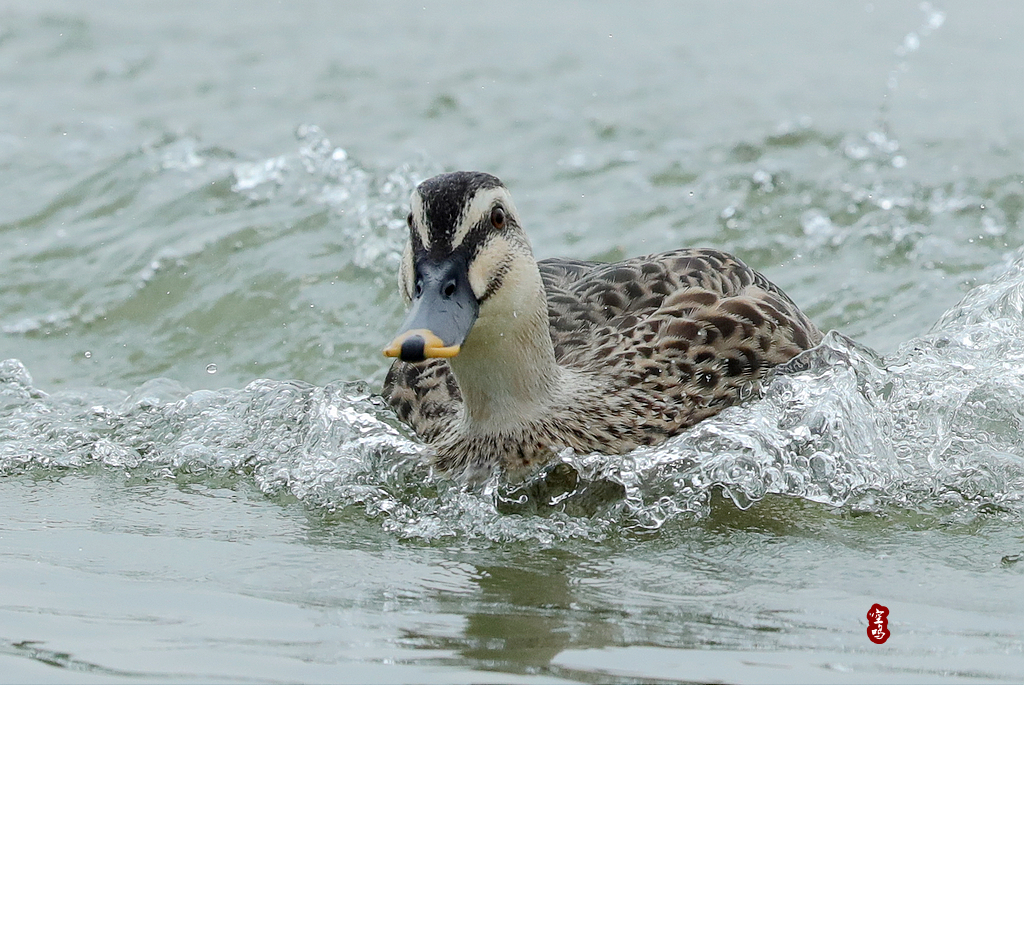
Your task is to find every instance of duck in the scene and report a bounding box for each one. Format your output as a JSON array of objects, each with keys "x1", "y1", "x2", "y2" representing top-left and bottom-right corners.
[{"x1": 382, "y1": 171, "x2": 821, "y2": 480}]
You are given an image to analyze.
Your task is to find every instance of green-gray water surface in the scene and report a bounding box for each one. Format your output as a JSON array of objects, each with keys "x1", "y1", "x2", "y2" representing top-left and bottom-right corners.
[{"x1": 3, "y1": 0, "x2": 1024, "y2": 683}]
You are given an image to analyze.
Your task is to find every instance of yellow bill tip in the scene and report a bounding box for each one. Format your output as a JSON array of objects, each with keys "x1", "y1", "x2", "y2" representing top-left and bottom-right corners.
[{"x1": 383, "y1": 329, "x2": 461, "y2": 361}]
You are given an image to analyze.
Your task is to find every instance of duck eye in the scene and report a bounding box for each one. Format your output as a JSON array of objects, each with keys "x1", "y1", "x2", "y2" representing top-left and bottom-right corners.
[{"x1": 490, "y1": 205, "x2": 506, "y2": 230}]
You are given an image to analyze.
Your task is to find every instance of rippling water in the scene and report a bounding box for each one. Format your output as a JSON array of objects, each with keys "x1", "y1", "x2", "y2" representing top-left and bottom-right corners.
[{"x1": 3, "y1": 0, "x2": 1024, "y2": 682}]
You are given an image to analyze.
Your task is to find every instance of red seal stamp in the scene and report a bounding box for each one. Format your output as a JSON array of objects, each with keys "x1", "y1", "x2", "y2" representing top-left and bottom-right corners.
[{"x1": 866, "y1": 604, "x2": 890, "y2": 644}]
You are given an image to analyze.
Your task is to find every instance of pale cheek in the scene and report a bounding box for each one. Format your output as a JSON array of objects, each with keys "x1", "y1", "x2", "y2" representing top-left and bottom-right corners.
[
  {"x1": 410, "y1": 193, "x2": 429, "y2": 250},
  {"x1": 468, "y1": 240, "x2": 508, "y2": 301},
  {"x1": 468, "y1": 267, "x2": 488, "y2": 299},
  {"x1": 399, "y1": 247, "x2": 414, "y2": 303}
]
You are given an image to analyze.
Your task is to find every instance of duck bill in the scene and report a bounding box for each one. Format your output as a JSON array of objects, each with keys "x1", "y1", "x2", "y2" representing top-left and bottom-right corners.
[{"x1": 383, "y1": 255, "x2": 479, "y2": 363}]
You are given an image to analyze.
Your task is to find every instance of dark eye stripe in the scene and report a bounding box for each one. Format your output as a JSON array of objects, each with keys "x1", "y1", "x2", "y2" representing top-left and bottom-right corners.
[
  {"x1": 458, "y1": 213, "x2": 516, "y2": 254},
  {"x1": 460, "y1": 219, "x2": 490, "y2": 255}
]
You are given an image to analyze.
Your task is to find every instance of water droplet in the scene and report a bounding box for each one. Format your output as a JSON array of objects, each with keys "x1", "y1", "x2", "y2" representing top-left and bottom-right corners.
[
  {"x1": 83, "y1": 351, "x2": 92, "y2": 358},
  {"x1": 206, "y1": 364, "x2": 217, "y2": 374}
]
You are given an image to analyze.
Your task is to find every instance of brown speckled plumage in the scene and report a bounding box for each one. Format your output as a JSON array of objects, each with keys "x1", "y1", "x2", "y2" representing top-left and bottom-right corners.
[{"x1": 383, "y1": 174, "x2": 821, "y2": 479}]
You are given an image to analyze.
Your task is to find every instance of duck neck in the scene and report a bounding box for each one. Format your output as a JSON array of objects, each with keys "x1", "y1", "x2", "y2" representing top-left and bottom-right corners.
[{"x1": 448, "y1": 273, "x2": 564, "y2": 433}]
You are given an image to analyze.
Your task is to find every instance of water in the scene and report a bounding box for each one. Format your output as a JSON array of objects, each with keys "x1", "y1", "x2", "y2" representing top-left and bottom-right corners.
[{"x1": 3, "y1": 0, "x2": 1024, "y2": 683}]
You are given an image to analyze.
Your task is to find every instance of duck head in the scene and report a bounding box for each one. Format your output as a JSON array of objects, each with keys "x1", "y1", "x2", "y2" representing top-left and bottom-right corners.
[{"x1": 384, "y1": 171, "x2": 539, "y2": 363}]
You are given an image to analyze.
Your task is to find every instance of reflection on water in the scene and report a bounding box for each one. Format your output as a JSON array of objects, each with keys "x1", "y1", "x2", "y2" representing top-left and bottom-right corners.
[{"x1": 405, "y1": 561, "x2": 583, "y2": 674}]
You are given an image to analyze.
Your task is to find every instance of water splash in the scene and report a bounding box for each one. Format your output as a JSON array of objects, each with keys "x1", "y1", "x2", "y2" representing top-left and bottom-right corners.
[
  {"x1": 885, "y1": 2, "x2": 947, "y2": 97},
  {"x1": 654, "y1": 124, "x2": 1019, "y2": 282},
  {"x1": 231, "y1": 124, "x2": 433, "y2": 269},
  {"x1": 3, "y1": 248, "x2": 1024, "y2": 541}
]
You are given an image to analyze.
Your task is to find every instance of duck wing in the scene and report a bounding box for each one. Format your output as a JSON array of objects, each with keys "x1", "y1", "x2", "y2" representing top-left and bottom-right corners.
[
  {"x1": 547, "y1": 248, "x2": 819, "y2": 375},
  {"x1": 543, "y1": 248, "x2": 823, "y2": 438}
]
